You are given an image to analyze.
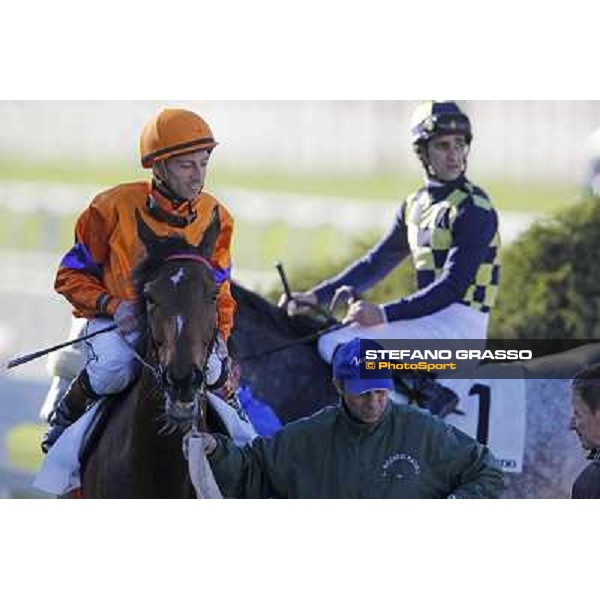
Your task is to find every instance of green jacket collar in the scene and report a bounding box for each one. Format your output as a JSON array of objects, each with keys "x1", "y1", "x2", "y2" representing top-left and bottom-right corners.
[{"x1": 338, "y1": 398, "x2": 393, "y2": 435}]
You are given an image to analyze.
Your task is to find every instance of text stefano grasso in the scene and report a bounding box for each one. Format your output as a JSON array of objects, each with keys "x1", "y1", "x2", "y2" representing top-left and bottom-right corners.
[{"x1": 363, "y1": 349, "x2": 533, "y2": 361}]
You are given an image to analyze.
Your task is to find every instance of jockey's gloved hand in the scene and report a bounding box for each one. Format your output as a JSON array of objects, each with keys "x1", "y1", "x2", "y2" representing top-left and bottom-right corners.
[
  {"x1": 206, "y1": 333, "x2": 230, "y2": 389},
  {"x1": 114, "y1": 300, "x2": 138, "y2": 335},
  {"x1": 343, "y1": 300, "x2": 386, "y2": 326}
]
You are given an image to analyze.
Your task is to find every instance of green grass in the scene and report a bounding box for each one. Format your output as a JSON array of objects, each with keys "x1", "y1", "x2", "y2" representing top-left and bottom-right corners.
[
  {"x1": 6, "y1": 423, "x2": 46, "y2": 473},
  {"x1": 0, "y1": 157, "x2": 580, "y2": 214}
]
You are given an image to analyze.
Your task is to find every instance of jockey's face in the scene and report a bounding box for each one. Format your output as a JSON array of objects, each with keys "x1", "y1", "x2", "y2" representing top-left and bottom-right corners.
[
  {"x1": 158, "y1": 149, "x2": 210, "y2": 200},
  {"x1": 426, "y1": 134, "x2": 468, "y2": 182},
  {"x1": 570, "y1": 392, "x2": 600, "y2": 450},
  {"x1": 342, "y1": 387, "x2": 389, "y2": 425}
]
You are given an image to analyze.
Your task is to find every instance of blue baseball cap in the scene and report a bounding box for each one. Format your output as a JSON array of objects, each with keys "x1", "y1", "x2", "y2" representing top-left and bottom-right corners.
[{"x1": 332, "y1": 338, "x2": 394, "y2": 395}]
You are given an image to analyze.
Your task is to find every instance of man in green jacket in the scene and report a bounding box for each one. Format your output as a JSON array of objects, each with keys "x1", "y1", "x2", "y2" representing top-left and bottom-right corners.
[{"x1": 190, "y1": 338, "x2": 504, "y2": 498}]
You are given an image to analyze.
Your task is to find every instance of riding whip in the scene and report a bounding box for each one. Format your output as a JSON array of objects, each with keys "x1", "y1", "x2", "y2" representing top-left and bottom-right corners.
[
  {"x1": 275, "y1": 261, "x2": 293, "y2": 303},
  {"x1": 274, "y1": 260, "x2": 339, "y2": 324},
  {"x1": 3, "y1": 324, "x2": 117, "y2": 370}
]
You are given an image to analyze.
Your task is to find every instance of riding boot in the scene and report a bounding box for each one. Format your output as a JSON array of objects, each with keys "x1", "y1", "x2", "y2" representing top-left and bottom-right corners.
[
  {"x1": 41, "y1": 372, "x2": 97, "y2": 454},
  {"x1": 415, "y1": 377, "x2": 460, "y2": 418},
  {"x1": 394, "y1": 374, "x2": 460, "y2": 419}
]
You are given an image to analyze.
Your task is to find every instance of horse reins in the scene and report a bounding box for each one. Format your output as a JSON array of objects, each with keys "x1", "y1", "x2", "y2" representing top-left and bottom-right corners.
[
  {"x1": 239, "y1": 264, "x2": 355, "y2": 361},
  {"x1": 239, "y1": 319, "x2": 350, "y2": 361}
]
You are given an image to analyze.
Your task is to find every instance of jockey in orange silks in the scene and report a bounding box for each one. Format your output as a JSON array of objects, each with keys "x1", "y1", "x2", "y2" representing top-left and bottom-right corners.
[{"x1": 42, "y1": 108, "x2": 236, "y2": 453}]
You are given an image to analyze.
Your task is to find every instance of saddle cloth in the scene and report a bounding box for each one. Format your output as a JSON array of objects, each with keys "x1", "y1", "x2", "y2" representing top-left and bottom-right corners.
[{"x1": 33, "y1": 402, "x2": 103, "y2": 496}]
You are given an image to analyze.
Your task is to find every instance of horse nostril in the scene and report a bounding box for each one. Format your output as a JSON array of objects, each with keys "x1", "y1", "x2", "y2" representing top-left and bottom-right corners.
[
  {"x1": 165, "y1": 367, "x2": 197, "y2": 390},
  {"x1": 162, "y1": 365, "x2": 204, "y2": 396}
]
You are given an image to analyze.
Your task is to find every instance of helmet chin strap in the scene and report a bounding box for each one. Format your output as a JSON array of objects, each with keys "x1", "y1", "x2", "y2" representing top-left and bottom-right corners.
[
  {"x1": 153, "y1": 162, "x2": 198, "y2": 206},
  {"x1": 149, "y1": 163, "x2": 198, "y2": 228}
]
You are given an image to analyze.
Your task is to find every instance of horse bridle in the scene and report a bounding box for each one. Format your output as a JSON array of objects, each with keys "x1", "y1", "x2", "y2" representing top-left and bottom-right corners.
[
  {"x1": 128, "y1": 253, "x2": 222, "y2": 430},
  {"x1": 125, "y1": 323, "x2": 218, "y2": 429}
]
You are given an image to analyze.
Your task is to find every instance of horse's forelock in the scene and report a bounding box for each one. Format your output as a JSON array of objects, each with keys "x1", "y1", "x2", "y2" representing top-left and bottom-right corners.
[
  {"x1": 132, "y1": 237, "x2": 209, "y2": 346},
  {"x1": 133, "y1": 237, "x2": 203, "y2": 298}
]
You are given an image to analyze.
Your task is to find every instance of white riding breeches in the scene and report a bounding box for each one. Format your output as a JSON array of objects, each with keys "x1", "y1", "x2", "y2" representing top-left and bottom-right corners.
[
  {"x1": 84, "y1": 318, "x2": 140, "y2": 395},
  {"x1": 317, "y1": 303, "x2": 489, "y2": 363},
  {"x1": 45, "y1": 313, "x2": 228, "y2": 402}
]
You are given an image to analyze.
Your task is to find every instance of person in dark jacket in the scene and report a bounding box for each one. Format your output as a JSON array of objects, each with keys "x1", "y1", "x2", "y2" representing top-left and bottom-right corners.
[
  {"x1": 570, "y1": 365, "x2": 600, "y2": 499},
  {"x1": 188, "y1": 337, "x2": 504, "y2": 499}
]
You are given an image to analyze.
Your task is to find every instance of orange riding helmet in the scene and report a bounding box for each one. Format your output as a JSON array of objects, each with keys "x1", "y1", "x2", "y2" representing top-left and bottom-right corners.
[{"x1": 140, "y1": 108, "x2": 218, "y2": 168}]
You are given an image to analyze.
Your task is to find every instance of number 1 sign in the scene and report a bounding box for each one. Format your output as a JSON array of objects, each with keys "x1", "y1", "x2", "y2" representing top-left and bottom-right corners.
[{"x1": 442, "y1": 369, "x2": 527, "y2": 473}]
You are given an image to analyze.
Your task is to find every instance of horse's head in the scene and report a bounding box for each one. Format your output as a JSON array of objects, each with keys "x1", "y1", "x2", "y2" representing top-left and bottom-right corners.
[{"x1": 134, "y1": 207, "x2": 222, "y2": 429}]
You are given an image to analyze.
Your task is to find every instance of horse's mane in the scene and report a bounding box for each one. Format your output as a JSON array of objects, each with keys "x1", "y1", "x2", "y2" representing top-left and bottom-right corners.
[
  {"x1": 230, "y1": 282, "x2": 338, "y2": 423},
  {"x1": 231, "y1": 283, "x2": 325, "y2": 339}
]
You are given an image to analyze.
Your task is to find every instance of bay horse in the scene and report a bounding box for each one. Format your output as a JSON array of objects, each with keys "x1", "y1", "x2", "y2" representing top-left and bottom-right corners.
[{"x1": 81, "y1": 208, "x2": 225, "y2": 498}]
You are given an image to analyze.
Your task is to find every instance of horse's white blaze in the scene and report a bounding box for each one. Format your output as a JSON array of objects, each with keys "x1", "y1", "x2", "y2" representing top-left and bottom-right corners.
[
  {"x1": 175, "y1": 315, "x2": 185, "y2": 337},
  {"x1": 170, "y1": 268, "x2": 185, "y2": 287}
]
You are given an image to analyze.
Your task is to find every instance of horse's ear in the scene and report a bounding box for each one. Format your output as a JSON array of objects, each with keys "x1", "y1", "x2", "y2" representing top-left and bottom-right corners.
[
  {"x1": 197, "y1": 206, "x2": 221, "y2": 259},
  {"x1": 136, "y1": 209, "x2": 159, "y2": 252}
]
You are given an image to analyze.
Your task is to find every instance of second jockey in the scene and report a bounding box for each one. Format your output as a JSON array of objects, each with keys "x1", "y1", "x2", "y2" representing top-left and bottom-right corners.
[{"x1": 282, "y1": 101, "x2": 501, "y2": 363}]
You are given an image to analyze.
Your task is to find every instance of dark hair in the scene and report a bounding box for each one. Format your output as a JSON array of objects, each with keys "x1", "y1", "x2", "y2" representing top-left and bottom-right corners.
[{"x1": 572, "y1": 364, "x2": 600, "y2": 413}]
